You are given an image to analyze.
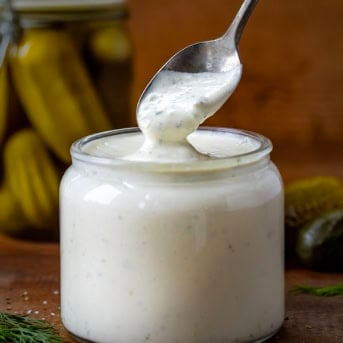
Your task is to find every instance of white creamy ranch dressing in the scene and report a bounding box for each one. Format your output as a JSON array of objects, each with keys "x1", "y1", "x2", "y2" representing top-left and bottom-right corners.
[
  {"x1": 128, "y1": 66, "x2": 242, "y2": 161},
  {"x1": 60, "y1": 59, "x2": 284, "y2": 343}
]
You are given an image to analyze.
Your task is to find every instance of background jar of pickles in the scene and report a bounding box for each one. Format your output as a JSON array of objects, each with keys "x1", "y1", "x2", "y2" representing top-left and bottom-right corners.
[{"x1": 0, "y1": 0, "x2": 132, "y2": 240}]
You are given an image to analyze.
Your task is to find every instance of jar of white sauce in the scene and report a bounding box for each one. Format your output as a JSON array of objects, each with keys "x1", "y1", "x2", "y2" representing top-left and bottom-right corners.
[{"x1": 60, "y1": 127, "x2": 284, "y2": 343}]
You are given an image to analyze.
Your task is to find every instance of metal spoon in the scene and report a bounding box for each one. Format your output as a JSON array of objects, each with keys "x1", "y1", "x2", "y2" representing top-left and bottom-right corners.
[{"x1": 137, "y1": 0, "x2": 259, "y2": 112}]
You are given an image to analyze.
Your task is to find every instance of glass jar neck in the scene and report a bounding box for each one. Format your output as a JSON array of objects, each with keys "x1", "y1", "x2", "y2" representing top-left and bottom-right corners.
[
  {"x1": 72, "y1": 155, "x2": 271, "y2": 185},
  {"x1": 17, "y1": 7, "x2": 128, "y2": 28},
  {"x1": 70, "y1": 127, "x2": 273, "y2": 185},
  {"x1": 0, "y1": 2, "x2": 128, "y2": 29}
]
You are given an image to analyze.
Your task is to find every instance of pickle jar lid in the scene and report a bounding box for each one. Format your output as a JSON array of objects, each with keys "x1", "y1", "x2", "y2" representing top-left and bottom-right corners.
[
  {"x1": 0, "y1": 0, "x2": 128, "y2": 24},
  {"x1": 0, "y1": 0, "x2": 126, "y2": 11}
]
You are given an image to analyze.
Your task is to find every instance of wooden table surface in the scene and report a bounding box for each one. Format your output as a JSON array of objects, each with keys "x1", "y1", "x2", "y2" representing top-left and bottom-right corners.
[{"x1": 0, "y1": 235, "x2": 342, "y2": 343}]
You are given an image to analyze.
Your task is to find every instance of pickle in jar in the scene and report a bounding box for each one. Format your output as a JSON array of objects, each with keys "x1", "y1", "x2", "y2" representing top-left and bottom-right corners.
[
  {"x1": 10, "y1": 29, "x2": 112, "y2": 163},
  {"x1": 4, "y1": 129, "x2": 60, "y2": 230},
  {"x1": 0, "y1": 65, "x2": 8, "y2": 144},
  {"x1": 87, "y1": 23, "x2": 133, "y2": 128}
]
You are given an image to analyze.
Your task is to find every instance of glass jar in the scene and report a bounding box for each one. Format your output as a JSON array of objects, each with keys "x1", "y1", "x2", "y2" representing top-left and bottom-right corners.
[
  {"x1": 60, "y1": 127, "x2": 285, "y2": 343},
  {"x1": 0, "y1": 0, "x2": 132, "y2": 239}
]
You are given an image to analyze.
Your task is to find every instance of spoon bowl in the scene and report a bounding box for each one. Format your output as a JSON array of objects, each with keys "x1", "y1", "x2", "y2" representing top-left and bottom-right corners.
[{"x1": 137, "y1": 0, "x2": 259, "y2": 112}]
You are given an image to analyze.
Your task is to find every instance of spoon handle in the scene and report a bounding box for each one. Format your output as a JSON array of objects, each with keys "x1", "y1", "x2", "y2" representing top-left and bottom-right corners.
[{"x1": 224, "y1": 0, "x2": 259, "y2": 48}]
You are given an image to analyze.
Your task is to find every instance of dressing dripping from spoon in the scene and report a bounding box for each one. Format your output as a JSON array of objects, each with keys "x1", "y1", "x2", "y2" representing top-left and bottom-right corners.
[{"x1": 130, "y1": 0, "x2": 258, "y2": 162}]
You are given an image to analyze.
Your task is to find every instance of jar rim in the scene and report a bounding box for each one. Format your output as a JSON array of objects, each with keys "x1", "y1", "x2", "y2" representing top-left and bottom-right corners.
[{"x1": 71, "y1": 127, "x2": 273, "y2": 173}]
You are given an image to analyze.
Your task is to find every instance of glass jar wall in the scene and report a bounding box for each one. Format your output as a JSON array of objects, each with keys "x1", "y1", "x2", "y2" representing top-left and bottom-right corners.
[
  {"x1": 0, "y1": 0, "x2": 132, "y2": 239},
  {"x1": 60, "y1": 127, "x2": 285, "y2": 343}
]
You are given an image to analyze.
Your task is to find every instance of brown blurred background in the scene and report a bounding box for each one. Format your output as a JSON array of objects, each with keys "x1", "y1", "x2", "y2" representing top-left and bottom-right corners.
[{"x1": 127, "y1": 0, "x2": 343, "y2": 183}]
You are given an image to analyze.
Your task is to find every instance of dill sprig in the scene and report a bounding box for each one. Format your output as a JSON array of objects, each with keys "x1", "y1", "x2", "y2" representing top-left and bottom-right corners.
[
  {"x1": 291, "y1": 284, "x2": 343, "y2": 297},
  {"x1": 0, "y1": 312, "x2": 64, "y2": 343}
]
